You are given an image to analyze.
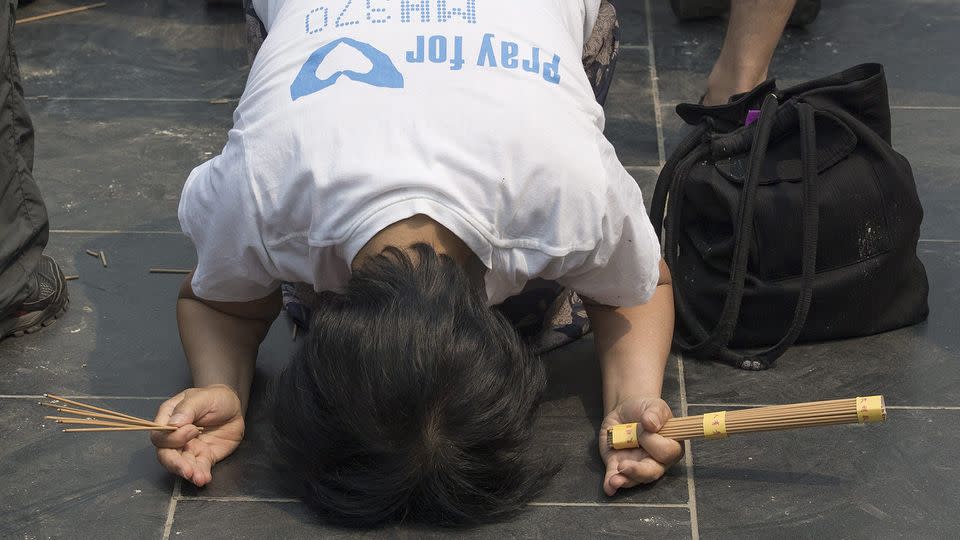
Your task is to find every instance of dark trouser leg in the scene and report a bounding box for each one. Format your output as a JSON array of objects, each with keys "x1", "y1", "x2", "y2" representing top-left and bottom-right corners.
[{"x1": 0, "y1": 0, "x2": 49, "y2": 316}]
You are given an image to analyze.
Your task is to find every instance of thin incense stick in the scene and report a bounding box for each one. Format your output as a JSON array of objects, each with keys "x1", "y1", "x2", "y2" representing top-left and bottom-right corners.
[
  {"x1": 44, "y1": 416, "x2": 174, "y2": 430},
  {"x1": 18, "y1": 3, "x2": 107, "y2": 24},
  {"x1": 608, "y1": 396, "x2": 886, "y2": 449},
  {"x1": 44, "y1": 393, "x2": 156, "y2": 426},
  {"x1": 43, "y1": 405, "x2": 163, "y2": 428},
  {"x1": 40, "y1": 394, "x2": 204, "y2": 434},
  {"x1": 64, "y1": 426, "x2": 172, "y2": 433}
]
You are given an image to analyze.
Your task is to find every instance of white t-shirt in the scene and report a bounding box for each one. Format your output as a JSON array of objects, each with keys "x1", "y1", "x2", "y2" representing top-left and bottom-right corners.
[{"x1": 179, "y1": 0, "x2": 661, "y2": 307}]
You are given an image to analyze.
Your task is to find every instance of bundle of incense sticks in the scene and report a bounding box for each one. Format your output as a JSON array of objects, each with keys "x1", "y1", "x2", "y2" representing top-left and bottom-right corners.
[
  {"x1": 608, "y1": 396, "x2": 886, "y2": 450},
  {"x1": 39, "y1": 393, "x2": 194, "y2": 433}
]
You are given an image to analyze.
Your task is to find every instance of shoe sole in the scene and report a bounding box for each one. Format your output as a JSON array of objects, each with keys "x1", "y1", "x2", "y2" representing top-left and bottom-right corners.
[
  {"x1": 7, "y1": 296, "x2": 70, "y2": 338},
  {"x1": 0, "y1": 273, "x2": 70, "y2": 341}
]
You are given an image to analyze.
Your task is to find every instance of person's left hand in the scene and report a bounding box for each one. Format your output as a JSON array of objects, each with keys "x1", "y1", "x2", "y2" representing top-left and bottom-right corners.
[
  {"x1": 151, "y1": 385, "x2": 245, "y2": 487},
  {"x1": 598, "y1": 397, "x2": 683, "y2": 496}
]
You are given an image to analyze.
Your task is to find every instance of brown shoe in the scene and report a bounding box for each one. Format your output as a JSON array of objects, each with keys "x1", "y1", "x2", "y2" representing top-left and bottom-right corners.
[{"x1": 1, "y1": 255, "x2": 69, "y2": 340}]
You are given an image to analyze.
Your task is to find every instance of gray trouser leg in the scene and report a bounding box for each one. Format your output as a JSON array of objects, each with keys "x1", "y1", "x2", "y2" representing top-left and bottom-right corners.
[{"x1": 0, "y1": 0, "x2": 48, "y2": 315}]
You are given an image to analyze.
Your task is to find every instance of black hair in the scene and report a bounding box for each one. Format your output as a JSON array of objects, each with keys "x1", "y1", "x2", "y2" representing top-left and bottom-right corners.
[{"x1": 271, "y1": 243, "x2": 558, "y2": 527}]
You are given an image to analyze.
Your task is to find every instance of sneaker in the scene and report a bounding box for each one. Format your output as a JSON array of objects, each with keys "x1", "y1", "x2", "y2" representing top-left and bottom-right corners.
[{"x1": 0, "y1": 255, "x2": 69, "y2": 340}]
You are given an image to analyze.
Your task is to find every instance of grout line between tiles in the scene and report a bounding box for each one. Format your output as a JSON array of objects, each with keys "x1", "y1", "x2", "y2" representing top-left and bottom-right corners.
[
  {"x1": 26, "y1": 97, "x2": 958, "y2": 110},
  {"x1": 50, "y1": 229, "x2": 185, "y2": 235},
  {"x1": 890, "y1": 105, "x2": 960, "y2": 110},
  {"x1": 677, "y1": 356, "x2": 700, "y2": 540},
  {"x1": 918, "y1": 239, "x2": 960, "y2": 244},
  {"x1": 0, "y1": 394, "x2": 171, "y2": 400},
  {"x1": 161, "y1": 478, "x2": 181, "y2": 540},
  {"x1": 179, "y1": 496, "x2": 301, "y2": 503},
  {"x1": 687, "y1": 402, "x2": 960, "y2": 411},
  {"x1": 528, "y1": 502, "x2": 688, "y2": 508},
  {"x1": 626, "y1": 165, "x2": 664, "y2": 173},
  {"x1": 174, "y1": 496, "x2": 688, "y2": 508},
  {"x1": 651, "y1": 0, "x2": 694, "y2": 531},
  {"x1": 619, "y1": 44, "x2": 649, "y2": 50},
  {"x1": 644, "y1": 0, "x2": 665, "y2": 167},
  {"x1": 660, "y1": 102, "x2": 960, "y2": 111},
  {"x1": 26, "y1": 96, "x2": 237, "y2": 103}
]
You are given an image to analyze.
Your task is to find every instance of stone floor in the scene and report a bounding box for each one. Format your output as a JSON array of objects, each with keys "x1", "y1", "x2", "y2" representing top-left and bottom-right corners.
[{"x1": 1, "y1": 0, "x2": 958, "y2": 538}]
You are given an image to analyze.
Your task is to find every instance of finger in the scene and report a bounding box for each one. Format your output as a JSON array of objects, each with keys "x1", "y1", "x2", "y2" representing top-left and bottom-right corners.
[
  {"x1": 168, "y1": 390, "x2": 218, "y2": 427},
  {"x1": 618, "y1": 458, "x2": 666, "y2": 484},
  {"x1": 636, "y1": 432, "x2": 684, "y2": 465},
  {"x1": 603, "y1": 454, "x2": 631, "y2": 496},
  {"x1": 184, "y1": 439, "x2": 217, "y2": 487},
  {"x1": 163, "y1": 441, "x2": 211, "y2": 487},
  {"x1": 605, "y1": 472, "x2": 637, "y2": 495},
  {"x1": 639, "y1": 401, "x2": 674, "y2": 434},
  {"x1": 156, "y1": 448, "x2": 194, "y2": 480},
  {"x1": 150, "y1": 424, "x2": 202, "y2": 449},
  {"x1": 191, "y1": 454, "x2": 215, "y2": 487},
  {"x1": 153, "y1": 392, "x2": 186, "y2": 425}
]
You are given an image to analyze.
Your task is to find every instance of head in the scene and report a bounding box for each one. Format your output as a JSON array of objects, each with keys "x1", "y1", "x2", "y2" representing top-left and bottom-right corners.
[{"x1": 271, "y1": 243, "x2": 557, "y2": 527}]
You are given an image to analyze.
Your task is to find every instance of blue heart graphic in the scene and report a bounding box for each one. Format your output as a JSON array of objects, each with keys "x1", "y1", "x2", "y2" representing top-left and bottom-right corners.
[{"x1": 290, "y1": 38, "x2": 404, "y2": 101}]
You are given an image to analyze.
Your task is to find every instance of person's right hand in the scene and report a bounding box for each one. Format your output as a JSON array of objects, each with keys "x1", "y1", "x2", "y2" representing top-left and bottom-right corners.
[{"x1": 151, "y1": 385, "x2": 245, "y2": 487}]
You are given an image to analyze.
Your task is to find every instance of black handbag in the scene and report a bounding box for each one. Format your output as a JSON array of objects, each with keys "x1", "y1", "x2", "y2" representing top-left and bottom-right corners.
[{"x1": 650, "y1": 63, "x2": 929, "y2": 370}]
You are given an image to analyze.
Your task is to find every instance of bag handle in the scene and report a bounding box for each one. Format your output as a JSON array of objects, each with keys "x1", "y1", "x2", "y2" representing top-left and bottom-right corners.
[
  {"x1": 656, "y1": 96, "x2": 820, "y2": 369},
  {"x1": 649, "y1": 121, "x2": 710, "y2": 232}
]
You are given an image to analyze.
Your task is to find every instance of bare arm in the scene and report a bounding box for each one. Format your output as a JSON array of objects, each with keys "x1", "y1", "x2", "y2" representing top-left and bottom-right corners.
[
  {"x1": 176, "y1": 272, "x2": 281, "y2": 411},
  {"x1": 584, "y1": 258, "x2": 674, "y2": 413},
  {"x1": 584, "y1": 258, "x2": 681, "y2": 495},
  {"x1": 150, "y1": 273, "x2": 282, "y2": 487}
]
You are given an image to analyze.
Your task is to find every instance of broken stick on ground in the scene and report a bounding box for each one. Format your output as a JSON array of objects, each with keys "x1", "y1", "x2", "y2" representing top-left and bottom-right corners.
[
  {"x1": 148, "y1": 268, "x2": 192, "y2": 274},
  {"x1": 18, "y1": 2, "x2": 107, "y2": 25}
]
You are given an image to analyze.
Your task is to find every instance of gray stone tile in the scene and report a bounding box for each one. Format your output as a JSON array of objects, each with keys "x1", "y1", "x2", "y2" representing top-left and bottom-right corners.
[
  {"x1": 682, "y1": 242, "x2": 960, "y2": 407},
  {"x1": 627, "y1": 165, "x2": 660, "y2": 210},
  {"x1": 533, "y1": 414, "x2": 688, "y2": 505},
  {"x1": 604, "y1": 49, "x2": 659, "y2": 167},
  {"x1": 615, "y1": 1, "x2": 649, "y2": 47},
  {"x1": 171, "y1": 499, "x2": 692, "y2": 538},
  {"x1": 0, "y1": 398, "x2": 174, "y2": 539},
  {"x1": 892, "y1": 109, "x2": 960, "y2": 241},
  {"x1": 541, "y1": 337, "x2": 681, "y2": 418},
  {"x1": 535, "y1": 340, "x2": 687, "y2": 504},
  {"x1": 177, "y1": 383, "x2": 288, "y2": 500},
  {"x1": 650, "y1": 0, "x2": 960, "y2": 107},
  {"x1": 659, "y1": 103, "x2": 688, "y2": 157},
  {"x1": 538, "y1": 337, "x2": 687, "y2": 508},
  {"x1": 646, "y1": 0, "x2": 722, "y2": 106},
  {"x1": 691, "y1": 407, "x2": 960, "y2": 538},
  {"x1": 15, "y1": 0, "x2": 247, "y2": 99},
  {"x1": 28, "y1": 99, "x2": 233, "y2": 231},
  {"x1": 0, "y1": 232, "x2": 295, "y2": 397}
]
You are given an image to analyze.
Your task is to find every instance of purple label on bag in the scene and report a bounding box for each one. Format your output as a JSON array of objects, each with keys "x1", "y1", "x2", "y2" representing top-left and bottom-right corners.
[{"x1": 745, "y1": 109, "x2": 761, "y2": 126}]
